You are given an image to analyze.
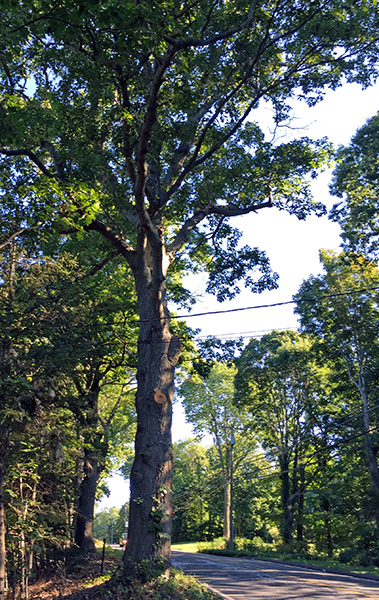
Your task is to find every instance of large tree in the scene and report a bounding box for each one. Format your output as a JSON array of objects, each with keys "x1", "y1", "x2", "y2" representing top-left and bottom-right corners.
[
  {"x1": 295, "y1": 251, "x2": 379, "y2": 531},
  {"x1": 1, "y1": 0, "x2": 379, "y2": 577}
]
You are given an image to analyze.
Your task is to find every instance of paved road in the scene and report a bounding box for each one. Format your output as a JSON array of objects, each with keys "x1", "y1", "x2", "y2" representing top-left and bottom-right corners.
[{"x1": 171, "y1": 550, "x2": 379, "y2": 599}]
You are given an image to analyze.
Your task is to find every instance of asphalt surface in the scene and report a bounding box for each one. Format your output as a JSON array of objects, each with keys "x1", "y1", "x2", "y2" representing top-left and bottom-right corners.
[{"x1": 171, "y1": 550, "x2": 379, "y2": 599}]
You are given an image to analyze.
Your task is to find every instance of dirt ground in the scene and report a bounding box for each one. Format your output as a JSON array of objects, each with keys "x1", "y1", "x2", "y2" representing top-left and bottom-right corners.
[{"x1": 27, "y1": 551, "x2": 121, "y2": 600}]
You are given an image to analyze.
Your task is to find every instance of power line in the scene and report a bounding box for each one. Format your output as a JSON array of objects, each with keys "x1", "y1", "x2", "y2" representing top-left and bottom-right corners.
[{"x1": 170, "y1": 285, "x2": 379, "y2": 323}]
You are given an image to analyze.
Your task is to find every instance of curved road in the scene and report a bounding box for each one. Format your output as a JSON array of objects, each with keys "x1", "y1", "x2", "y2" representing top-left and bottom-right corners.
[{"x1": 171, "y1": 550, "x2": 379, "y2": 599}]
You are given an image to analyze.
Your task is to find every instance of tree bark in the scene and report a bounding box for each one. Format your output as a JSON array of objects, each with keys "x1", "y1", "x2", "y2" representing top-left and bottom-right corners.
[
  {"x1": 0, "y1": 458, "x2": 6, "y2": 600},
  {"x1": 296, "y1": 465, "x2": 305, "y2": 542},
  {"x1": 322, "y1": 497, "x2": 333, "y2": 557},
  {"x1": 74, "y1": 449, "x2": 101, "y2": 554},
  {"x1": 223, "y1": 479, "x2": 231, "y2": 540},
  {"x1": 280, "y1": 454, "x2": 293, "y2": 545},
  {"x1": 74, "y1": 382, "x2": 104, "y2": 554},
  {"x1": 356, "y1": 373, "x2": 379, "y2": 531},
  {"x1": 123, "y1": 257, "x2": 180, "y2": 578}
]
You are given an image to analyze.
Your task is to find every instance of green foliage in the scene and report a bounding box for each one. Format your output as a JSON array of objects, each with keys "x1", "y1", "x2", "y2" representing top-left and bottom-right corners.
[
  {"x1": 330, "y1": 112, "x2": 379, "y2": 257},
  {"x1": 2, "y1": 0, "x2": 377, "y2": 297},
  {"x1": 94, "y1": 506, "x2": 127, "y2": 544},
  {"x1": 2, "y1": 0, "x2": 379, "y2": 577},
  {"x1": 339, "y1": 530, "x2": 379, "y2": 567},
  {"x1": 113, "y1": 568, "x2": 220, "y2": 599}
]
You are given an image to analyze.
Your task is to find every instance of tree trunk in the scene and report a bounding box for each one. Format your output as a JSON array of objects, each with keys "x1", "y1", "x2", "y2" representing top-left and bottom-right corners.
[
  {"x1": 74, "y1": 382, "x2": 104, "y2": 553},
  {"x1": 322, "y1": 497, "x2": 333, "y2": 557},
  {"x1": 223, "y1": 479, "x2": 230, "y2": 540},
  {"x1": 280, "y1": 455, "x2": 293, "y2": 545},
  {"x1": 296, "y1": 465, "x2": 305, "y2": 542},
  {"x1": 0, "y1": 458, "x2": 6, "y2": 600},
  {"x1": 74, "y1": 449, "x2": 101, "y2": 554},
  {"x1": 123, "y1": 260, "x2": 180, "y2": 578},
  {"x1": 357, "y1": 377, "x2": 379, "y2": 530}
]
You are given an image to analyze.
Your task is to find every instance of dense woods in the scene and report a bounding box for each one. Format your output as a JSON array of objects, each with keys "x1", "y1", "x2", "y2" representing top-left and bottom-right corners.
[{"x1": 1, "y1": 0, "x2": 379, "y2": 596}]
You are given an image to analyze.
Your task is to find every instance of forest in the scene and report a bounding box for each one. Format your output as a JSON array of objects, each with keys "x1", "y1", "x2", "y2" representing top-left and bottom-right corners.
[{"x1": 1, "y1": 0, "x2": 379, "y2": 598}]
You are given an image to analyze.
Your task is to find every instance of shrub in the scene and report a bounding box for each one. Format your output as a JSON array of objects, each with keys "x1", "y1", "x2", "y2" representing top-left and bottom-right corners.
[
  {"x1": 234, "y1": 537, "x2": 273, "y2": 553},
  {"x1": 197, "y1": 538, "x2": 227, "y2": 553},
  {"x1": 338, "y1": 529, "x2": 379, "y2": 567}
]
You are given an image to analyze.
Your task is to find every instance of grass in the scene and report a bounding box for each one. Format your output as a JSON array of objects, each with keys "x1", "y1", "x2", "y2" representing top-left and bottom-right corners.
[
  {"x1": 171, "y1": 541, "x2": 200, "y2": 553},
  {"x1": 171, "y1": 539, "x2": 379, "y2": 580},
  {"x1": 194, "y1": 541, "x2": 379, "y2": 579}
]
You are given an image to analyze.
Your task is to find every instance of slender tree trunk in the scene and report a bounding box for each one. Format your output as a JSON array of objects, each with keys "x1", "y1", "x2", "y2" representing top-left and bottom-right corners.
[
  {"x1": 358, "y1": 377, "x2": 379, "y2": 531},
  {"x1": 123, "y1": 261, "x2": 180, "y2": 578},
  {"x1": 0, "y1": 457, "x2": 6, "y2": 600},
  {"x1": 19, "y1": 477, "x2": 29, "y2": 600},
  {"x1": 280, "y1": 454, "x2": 293, "y2": 544},
  {"x1": 223, "y1": 479, "x2": 230, "y2": 540},
  {"x1": 296, "y1": 465, "x2": 305, "y2": 542},
  {"x1": 322, "y1": 497, "x2": 333, "y2": 557}
]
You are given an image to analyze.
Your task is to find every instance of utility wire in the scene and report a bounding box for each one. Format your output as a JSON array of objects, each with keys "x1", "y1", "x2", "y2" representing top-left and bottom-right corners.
[{"x1": 33, "y1": 283, "x2": 379, "y2": 330}]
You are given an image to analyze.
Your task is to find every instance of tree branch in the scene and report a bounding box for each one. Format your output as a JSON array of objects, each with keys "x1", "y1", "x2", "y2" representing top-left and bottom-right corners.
[
  {"x1": 85, "y1": 219, "x2": 136, "y2": 268},
  {"x1": 77, "y1": 252, "x2": 119, "y2": 280},
  {"x1": 167, "y1": 197, "x2": 273, "y2": 258},
  {"x1": 0, "y1": 148, "x2": 56, "y2": 179},
  {"x1": 0, "y1": 223, "x2": 43, "y2": 250},
  {"x1": 40, "y1": 139, "x2": 66, "y2": 180},
  {"x1": 168, "y1": 0, "x2": 259, "y2": 50},
  {"x1": 134, "y1": 48, "x2": 177, "y2": 218}
]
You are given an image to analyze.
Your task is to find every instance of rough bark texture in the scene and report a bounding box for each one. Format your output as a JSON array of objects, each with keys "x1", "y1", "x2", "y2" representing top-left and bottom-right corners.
[
  {"x1": 296, "y1": 466, "x2": 305, "y2": 542},
  {"x1": 223, "y1": 479, "x2": 231, "y2": 541},
  {"x1": 356, "y1": 369, "x2": 379, "y2": 530},
  {"x1": 123, "y1": 256, "x2": 180, "y2": 578},
  {"x1": 0, "y1": 460, "x2": 6, "y2": 600},
  {"x1": 74, "y1": 383, "x2": 104, "y2": 554},
  {"x1": 74, "y1": 450, "x2": 101, "y2": 554}
]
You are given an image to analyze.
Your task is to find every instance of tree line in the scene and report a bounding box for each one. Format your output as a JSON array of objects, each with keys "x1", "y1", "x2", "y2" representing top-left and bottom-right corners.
[{"x1": 174, "y1": 113, "x2": 379, "y2": 560}]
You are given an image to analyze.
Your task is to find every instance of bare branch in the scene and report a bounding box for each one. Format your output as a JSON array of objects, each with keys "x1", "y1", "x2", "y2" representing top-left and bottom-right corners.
[
  {"x1": 40, "y1": 140, "x2": 66, "y2": 180},
  {"x1": 1, "y1": 61, "x2": 15, "y2": 90},
  {"x1": 10, "y1": 7, "x2": 57, "y2": 33},
  {"x1": 77, "y1": 252, "x2": 119, "y2": 280},
  {"x1": 85, "y1": 219, "x2": 136, "y2": 267},
  {"x1": 134, "y1": 47, "x2": 177, "y2": 216}
]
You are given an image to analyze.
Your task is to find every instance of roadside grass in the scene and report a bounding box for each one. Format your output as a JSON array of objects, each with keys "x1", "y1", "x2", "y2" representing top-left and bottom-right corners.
[
  {"x1": 194, "y1": 540, "x2": 379, "y2": 579},
  {"x1": 110, "y1": 569, "x2": 222, "y2": 599},
  {"x1": 99, "y1": 539, "x2": 379, "y2": 579},
  {"x1": 172, "y1": 541, "x2": 199, "y2": 553}
]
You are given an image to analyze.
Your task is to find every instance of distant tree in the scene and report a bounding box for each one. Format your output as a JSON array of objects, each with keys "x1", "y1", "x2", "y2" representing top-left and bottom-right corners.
[
  {"x1": 235, "y1": 331, "x2": 328, "y2": 544},
  {"x1": 93, "y1": 507, "x2": 124, "y2": 544},
  {"x1": 172, "y1": 440, "x2": 211, "y2": 542},
  {"x1": 180, "y1": 363, "x2": 256, "y2": 541}
]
